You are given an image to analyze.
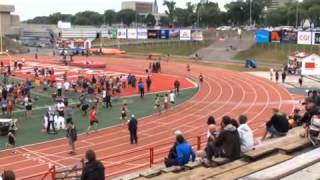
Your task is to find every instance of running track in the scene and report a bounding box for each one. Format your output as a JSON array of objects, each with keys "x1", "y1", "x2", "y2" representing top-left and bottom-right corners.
[{"x1": 0, "y1": 56, "x2": 295, "y2": 179}]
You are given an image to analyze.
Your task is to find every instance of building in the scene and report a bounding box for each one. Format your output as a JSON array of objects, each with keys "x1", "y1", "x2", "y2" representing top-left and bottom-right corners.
[
  {"x1": 270, "y1": 0, "x2": 294, "y2": 9},
  {"x1": 0, "y1": 5, "x2": 20, "y2": 36},
  {"x1": 122, "y1": 0, "x2": 158, "y2": 15}
]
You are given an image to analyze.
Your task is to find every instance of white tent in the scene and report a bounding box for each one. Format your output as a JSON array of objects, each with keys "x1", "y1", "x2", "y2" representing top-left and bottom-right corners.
[{"x1": 301, "y1": 54, "x2": 320, "y2": 75}]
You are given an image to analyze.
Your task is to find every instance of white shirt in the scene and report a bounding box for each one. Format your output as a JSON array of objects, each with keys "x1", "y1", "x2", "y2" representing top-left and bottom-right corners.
[
  {"x1": 169, "y1": 93, "x2": 175, "y2": 102},
  {"x1": 63, "y1": 81, "x2": 70, "y2": 90},
  {"x1": 102, "y1": 90, "x2": 107, "y2": 98},
  {"x1": 57, "y1": 82, "x2": 62, "y2": 89},
  {"x1": 238, "y1": 124, "x2": 254, "y2": 153}
]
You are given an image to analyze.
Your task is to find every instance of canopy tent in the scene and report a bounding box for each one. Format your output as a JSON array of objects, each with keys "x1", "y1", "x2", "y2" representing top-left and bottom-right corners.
[{"x1": 301, "y1": 54, "x2": 320, "y2": 75}]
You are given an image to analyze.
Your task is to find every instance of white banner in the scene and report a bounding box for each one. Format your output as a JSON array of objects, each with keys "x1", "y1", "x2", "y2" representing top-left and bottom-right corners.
[
  {"x1": 191, "y1": 30, "x2": 203, "y2": 41},
  {"x1": 180, "y1": 29, "x2": 191, "y2": 41},
  {"x1": 117, "y1": 28, "x2": 127, "y2": 39},
  {"x1": 297, "y1": 32, "x2": 312, "y2": 45},
  {"x1": 301, "y1": 54, "x2": 320, "y2": 75},
  {"x1": 137, "y1": 29, "x2": 148, "y2": 39},
  {"x1": 127, "y1": 29, "x2": 137, "y2": 39}
]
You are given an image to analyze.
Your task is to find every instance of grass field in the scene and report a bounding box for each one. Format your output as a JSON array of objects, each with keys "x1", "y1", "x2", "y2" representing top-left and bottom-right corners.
[
  {"x1": 120, "y1": 41, "x2": 210, "y2": 56},
  {"x1": 234, "y1": 43, "x2": 320, "y2": 65},
  {"x1": 0, "y1": 85, "x2": 197, "y2": 150}
]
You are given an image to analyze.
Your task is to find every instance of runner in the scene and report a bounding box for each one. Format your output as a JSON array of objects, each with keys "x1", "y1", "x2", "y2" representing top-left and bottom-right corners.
[
  {"x1": 154, "y1": 94, "x2": 161, "y2": 115},
  {"x1": 163, "y1": 94, "x2": 169, "y2": 112},
  {"x1": 87, "y1": 106, "x2": 98, "y2": 134},
  {"x1": 120, "y1": 103, "x2": 128, "y2": 125},
  {"x1": 199, "y1": 73, "x2": 204, "y2": 84},
  {"x1": 187, "y1": 64, "x2": 191, "y2": 72},
  {"x1": 6, "y1": 125, "x2": 16, "y2": 153},
  {"x1": 169, "y1": 90, "x2": 175, "y2": 106}
]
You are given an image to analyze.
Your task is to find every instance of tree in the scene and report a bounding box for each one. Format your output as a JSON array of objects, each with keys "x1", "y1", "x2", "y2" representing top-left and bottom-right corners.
[
  {"x1": 104, "y1": 10, "x2": 116, "y2": 26},
  {"x1": 116, "y1": 9, "x2": 136, "y2": 26},
  {"x1": 163, "y1": 0, "x2": 176, "y2": 25},
  {"x1": 198, "y1": 2, "x2": 221, "y2": 27},
  {"x1": 48, "y1": 13, "x2": 73, "y2": 24},
  {"x1": 159, "y1": 16, "x2": 170, "y2": 27},
  {"x1": 308, "y1": 5, "x2": 320, "y2": 26},
  {"x1": 73, "y1": 11, "x2": 102, "y2": 26},
  {"x1": 225, "y1": 1, "x2": 248, "y2": 26},
  {"x1": 145, "y1": 14, "x2": 156, "y2": 27}
]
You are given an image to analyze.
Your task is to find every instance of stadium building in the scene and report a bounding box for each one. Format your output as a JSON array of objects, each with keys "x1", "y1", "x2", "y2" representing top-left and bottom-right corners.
[
  {"x1": 0, "y1": 5, "x2": 20, "y2": 36},
  {"x1": 121, "y1": 0, "x2": 158, "y2": 15}
]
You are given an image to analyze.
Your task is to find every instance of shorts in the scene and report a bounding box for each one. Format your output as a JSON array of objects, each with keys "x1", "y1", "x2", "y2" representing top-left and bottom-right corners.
[
  {"x1": 90, "y1": 120, "x2": 98, "y2": 126},
  {"x1": 26, "y1": 105, "x2": 32, "y2": 111}
]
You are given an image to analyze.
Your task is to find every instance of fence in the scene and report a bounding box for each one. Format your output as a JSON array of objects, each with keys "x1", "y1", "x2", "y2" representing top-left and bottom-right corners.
[{"x1": 21, "y1": 133, "x2": 207, "y2": 180}]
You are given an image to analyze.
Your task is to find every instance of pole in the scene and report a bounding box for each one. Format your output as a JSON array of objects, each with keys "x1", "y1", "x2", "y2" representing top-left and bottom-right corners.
[
  {"x1": 0, "y1": 14, "x2": 3, "y2": 53},
  {"x1": 295, "y1": 0, "x2": 299, "y2": 28},
  {"x1": 197, "y1": 3, "x2": 200, "y2": 28},
  {"x1": 249, "y1": 0, "x2": 252, "y2": 27}
]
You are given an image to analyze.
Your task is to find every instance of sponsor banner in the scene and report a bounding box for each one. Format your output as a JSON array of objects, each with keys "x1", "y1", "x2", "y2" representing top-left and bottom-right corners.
[
  {"x1": 271, "y1": 31, "x2": 281, "y2": 42},
  {"x1": 312, "y1": 32, "x2": 320, "y2": 45},
  {"x1": 159, "y1": 29, "x2": 169, "y2": 39},
  {"x1": 117, "y1": 28, "x2": 127, "y2": 39},
  {"x1": 127, "y1": 28, "x2": 137, "y2": 39},
  {"x1": 191, "y1": 29, "x2": 203, "y2": 41},
  {"x1": 255, "y1": 31, "x2": 270, "y2": 43},
  {"x1": 169, "y1": 29, "x2": 180, "y2": 38},
  {"x1": 137, "y1": 29, "x2": 148, "y2": 39},
  {"x1": 301, "y1": 54, "x2": 320, "y2": 75},
  {"x1": 147, "y1": 29, "x2": 159, "y2": 39},
  {"x1": 297, "y1": 31, "x2": 312, "y2": 45},
  {"x1": 280, "y1": 31, "x2": 297, "y2": 44},
  {"x1": 180, "y1": 29, "x2": 191, "y2": 41}
]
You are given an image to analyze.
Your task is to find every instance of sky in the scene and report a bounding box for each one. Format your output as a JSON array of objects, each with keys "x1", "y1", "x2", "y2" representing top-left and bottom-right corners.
[{"x1": 0, "y1": 0, "x2": 233, "y2": 20}]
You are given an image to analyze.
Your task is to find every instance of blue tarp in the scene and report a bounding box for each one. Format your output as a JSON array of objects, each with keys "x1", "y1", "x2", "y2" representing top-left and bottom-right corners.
[{"x1": 245, "y1": 59, "x2": 257, "y2": 68}]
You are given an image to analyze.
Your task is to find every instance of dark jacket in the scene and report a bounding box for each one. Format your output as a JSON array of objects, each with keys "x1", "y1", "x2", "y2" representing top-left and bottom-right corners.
[
  {"x1": 266, "y1": 113, "x2": 289, "y2": 133},
  {"x1": 214, "y1": 124, "x2": 241, "y2": 160},
  {"x1": 81, "y1": 160, "x2": 105, "y2": 180},
  {"x1": 128, "y1": 117, "x2": 138, "y2": 132}
]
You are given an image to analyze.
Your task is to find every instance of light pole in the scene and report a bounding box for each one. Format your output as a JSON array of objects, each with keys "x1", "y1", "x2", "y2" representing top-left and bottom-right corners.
[
  {"x1": 249, "y1": 0, "x2": 252, "y2": 27},
  {"x1": 295, "y1": 0, "x2": 299, "y2": 28},
  {"x1": 0, "y1": 14, "x2": 3, "y2": 53}
]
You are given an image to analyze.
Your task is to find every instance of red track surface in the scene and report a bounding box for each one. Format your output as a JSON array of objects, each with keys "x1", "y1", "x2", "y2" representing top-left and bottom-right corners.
[{"x1": 0, "y1": 56, "x2": 295, "y2": 179}]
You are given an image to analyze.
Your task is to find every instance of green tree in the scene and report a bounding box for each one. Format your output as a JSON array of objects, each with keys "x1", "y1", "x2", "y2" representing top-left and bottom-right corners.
[
  {"x1": 103, "y1": 10, "x2": 116, "y2": 26},
  {"x1": 48, "y1": 13, "x2": 73, "y2": 24},
  {"x1": 308, "y1": 5, "x2": 320, "y2": 26},
  {"x1": 198, "y1": 2, "x2": 221, "y2": 27},
  {"x1": 116, "y1": 9, "x2": 136, "y2": 26},
  {"x1": 163, "y1": 0, "x2": 176, "y2": 25},
  {"x1": 73, "y1": 11, "x2": 102, "y2": 26},
  {"x1": 145, "y1": 14, "x2": 156, "y2": 27}
]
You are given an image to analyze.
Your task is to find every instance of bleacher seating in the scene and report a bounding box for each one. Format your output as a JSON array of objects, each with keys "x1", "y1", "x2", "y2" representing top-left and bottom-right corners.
[{"x1": 113, "y1": 127, "x2": 319, "y2": 180}]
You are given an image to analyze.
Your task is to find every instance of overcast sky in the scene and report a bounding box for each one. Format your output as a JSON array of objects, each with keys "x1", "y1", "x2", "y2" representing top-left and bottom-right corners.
[{"x1": 1, "y1": 0, "x2": 233, "y2": 20}]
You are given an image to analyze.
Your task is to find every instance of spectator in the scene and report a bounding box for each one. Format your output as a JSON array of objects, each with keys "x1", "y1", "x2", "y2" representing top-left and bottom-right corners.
[
  {"x1": 81, "y1": 150, "x2": 105, "y2": 180},
  {"x1": 308, "y1": 113, "x2": 320, "y2": 146},
  {"x1": 301, "y1": 98, "x2": 319, "y2": 138},
  {"x1": 262, "y1": 109, "x2": 289, "y2": 141},
  {"x1": 207, "y1": 116, "x2": 216, "y2": 138},
  {"x1": 275, "y1": 71, "x2": 279, "y2": 83},
  {"x1": 66, "y1": 121, "x2": 77, "y2": 155},
  {"x1": 238, "y1": 115, "x2": 254, "y2": 153},
  {"x1": 138, "y1": 79, "x2": 145, "y2": 98},
  {"x1": 299, "y1": 76, "x2": 303, "y2": 87},
  {"x1": 128, "y1": 114, "x2": 138, "y2": 144},
  {"x1": 176, "y1": 134, "x2": 195, "y2": 166},
  {"x1": 146, "y1": 76, "x2": 152, "y2": 92},
  {"x1": 1, "y1": 170, "x2": 15, "y2": 180},
  {"x1": 281, "y1": 71, "x2": 286, "y2": 83},
  {"x1": 164, "y1": 130, "x2": 182, "y2": 167},
  {"x1": 174, "y1": 80, "x2": 180, "y2": 95},
  {"x1": 207, "y1": 116, "x2": 241, "y2": 161}
]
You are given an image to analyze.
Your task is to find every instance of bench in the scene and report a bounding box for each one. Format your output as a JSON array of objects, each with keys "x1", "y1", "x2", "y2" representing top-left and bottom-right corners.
[
  {"x1": 209, "y1": 153, "x2": 292, "y2": 180},
  {"x1": 281, "y1": 162, "x2": 320, "y2": 180},
  {"x1": 240, "y1": 148, "x2": 320, "y2": 180}
]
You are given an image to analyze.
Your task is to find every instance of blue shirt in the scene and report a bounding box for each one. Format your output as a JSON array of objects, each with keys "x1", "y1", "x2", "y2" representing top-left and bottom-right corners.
[{"x1": 176, "y1": 142, "x2": 195, "y2": 166}]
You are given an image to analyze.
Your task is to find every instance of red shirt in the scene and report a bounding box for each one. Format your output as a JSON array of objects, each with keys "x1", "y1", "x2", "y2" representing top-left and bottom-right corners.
[{"x1": 89, "y1": 109, "x2": 97, "y2": 122}]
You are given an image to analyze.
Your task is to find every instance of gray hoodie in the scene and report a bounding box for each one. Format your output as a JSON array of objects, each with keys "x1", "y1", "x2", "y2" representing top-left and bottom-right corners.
[{"x1": 238, "y1": 123, "x2": 254, "y2": 153}]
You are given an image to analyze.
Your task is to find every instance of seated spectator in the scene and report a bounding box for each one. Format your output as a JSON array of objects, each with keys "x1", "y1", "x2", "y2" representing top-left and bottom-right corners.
[
  {"x1": 205, "y1": 116, "x2": 241, "y2": 164},
  {"x1": 164, "y1": 130, "x2": 181, "y2": 167},
  {"x1": 301, "y1": 98, "x2": 319, "y2": 137},
  {"x1": 237, "y1": 115, "x2": 254, "y2": 153},
  {"x1": 1, "y1": 170, "x2": 15, "y2": 180},
  {"x1": 309, "y1": 113, "x2": 320, "y2": 146},
  {"x1": 176, "y1": 134, "x2": 195, "y2": 166},
  {"x1": 81, "y1": 150, "x2": 105, "y2": 180},
  {"x1": 262, "y1": 109, "x2": 289, "y2": 141},
  {"x1": 207, "y1": 116, "x2": 216, "y2": 138}
]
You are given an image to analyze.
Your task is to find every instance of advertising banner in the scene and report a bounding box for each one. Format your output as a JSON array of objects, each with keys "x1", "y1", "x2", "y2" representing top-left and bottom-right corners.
[
  {"x1": 271, "y1": 31, "x2": 281, "y2": 42},
  {"x1": 137, "y1": 29, "x2": 148, "y2": 39},
  {"x1": 117, "y1": 28, "x2": 127, "y2": 39},
  {"x1": 160, "y1": 29, "x2": 169, "y2": 39},
  {"x1": 297, "y1": 31, "x2": 312, "y2": 45},
  {"x1": 180, "y1": 29, "x2": 191, "y2": 41},
  {"x1": 280, "y1": 31, "x2": 297, "y2": 44},
  {"x1": 147, "y1": 29, "x2": 159, "y2": 39},
  {"x1": 127, "y1": 28, "x2": 137, "y2": 39},
  {"x1": 312, "y1": 32, "x2": 320, "y2": 45},
  {"x1": 255, "y1": 31, "x2": 270, "y2": 43},
  {"x1": 169, "y1": 29, "x2": 180, "y2": 38},
  {"x1": 191, "y1": 29, "x2": 204, "y2": 41},
  {"x1": 301, "y1": 54, "x2": 320, "y2": 75}
]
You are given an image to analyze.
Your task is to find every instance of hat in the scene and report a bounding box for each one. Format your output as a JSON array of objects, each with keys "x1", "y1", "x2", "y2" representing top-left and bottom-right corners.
[{"x1": 175, "y1": 130, "x2": 182, "y2": 136}]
